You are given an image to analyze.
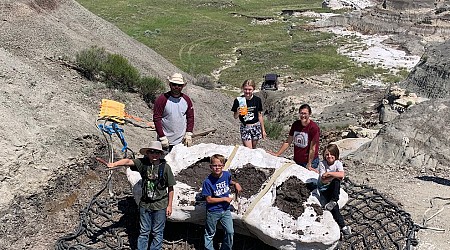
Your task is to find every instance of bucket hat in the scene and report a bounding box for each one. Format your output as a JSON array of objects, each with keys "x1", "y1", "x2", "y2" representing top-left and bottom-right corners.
[
  {"x1": 139, "y1": 141, "x2": 163, "y2": 155},
  {"x1": 168, "y1": 73, "x2": 185, "y2": 85}
]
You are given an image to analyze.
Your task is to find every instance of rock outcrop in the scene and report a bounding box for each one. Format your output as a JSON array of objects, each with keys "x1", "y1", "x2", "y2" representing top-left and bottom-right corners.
[
  {"x1": 383, "y1": 0, "x2": 436, "y2": 9},
  {"x1": 401, "y1": 40, "x2": 450, "y2": 98},
  {"x1": 348, "y1": 98, "x2": 450, "y2": 174},
  {"x1": 348, "y1": 0, "x2": 450, "y2": 40},
  {"x1": 315, "y1": 0, "x2": 450, "y2": 57}
]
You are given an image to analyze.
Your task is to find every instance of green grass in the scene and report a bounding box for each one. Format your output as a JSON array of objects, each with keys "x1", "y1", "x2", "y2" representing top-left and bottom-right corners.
[
  {"x1": 381, "y1": 68, "x2": 410, "y2": 84},
  {"x1": 75, "y1": 0, "x2": 382, "y2": 87},
  {"x1": 265, "y1": 120, "x2": 284, "y2": 139},
  {"x1": 219, "y1": 88, "x2": 242, "y2": 98}
]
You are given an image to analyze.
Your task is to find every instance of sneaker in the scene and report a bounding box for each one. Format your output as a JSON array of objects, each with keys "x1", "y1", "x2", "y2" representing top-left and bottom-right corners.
[
  {"x1": 325, "y1": 201, "x2": 337, "y2": 211},
  {"x1": 341, "y1": 226, "x2": 352, "y2": 235}
]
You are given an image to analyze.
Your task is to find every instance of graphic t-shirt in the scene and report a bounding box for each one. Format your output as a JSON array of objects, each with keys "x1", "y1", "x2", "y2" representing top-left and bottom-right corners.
[
  {"x1": 289, "y1": 120, "x2": 320, "y2": 164},
  {"x1": 231, "y1": 95, "x2": 263, "y2": 125},
  {"x1": 201, "y1": 171, "x2": 232, "y2": 212},
  {"x1": 131, "y1": 158, "x2": 176, "y2": 210},
  {"x1": 317, "y1": 159, "x2": 344, "y2": 191}
]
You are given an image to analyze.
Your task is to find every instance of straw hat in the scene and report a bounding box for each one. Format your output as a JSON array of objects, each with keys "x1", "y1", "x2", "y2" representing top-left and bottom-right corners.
[
  {"x1": 167, "y1": 73, "x2": 185, "y2": 85},
  {"x1": 139, "y1": 141, "x2": 163, "y2": 155}
]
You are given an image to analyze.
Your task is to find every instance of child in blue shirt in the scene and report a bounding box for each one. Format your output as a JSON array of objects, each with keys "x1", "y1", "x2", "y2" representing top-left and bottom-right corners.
[{"x1": 201, "y1": 154, "x2": 242, "y2": 250}]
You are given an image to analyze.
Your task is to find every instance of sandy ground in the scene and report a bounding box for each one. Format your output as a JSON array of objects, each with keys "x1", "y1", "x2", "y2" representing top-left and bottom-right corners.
[{"x1": 345, "y1": 161, "x2": 450, "y2": 250}]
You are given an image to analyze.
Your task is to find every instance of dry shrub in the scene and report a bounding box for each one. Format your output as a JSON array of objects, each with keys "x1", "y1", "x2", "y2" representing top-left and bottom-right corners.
[
  {"x1": 27, "y1": 0, "x2": 59, "y2": 12},
  {"x1": 193, "y1": 74, "x2": 215, "y2": 90}
]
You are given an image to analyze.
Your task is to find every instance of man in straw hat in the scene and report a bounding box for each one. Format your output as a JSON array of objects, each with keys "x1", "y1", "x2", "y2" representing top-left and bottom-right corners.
[
  {"x1": 153, "y1": 72, "x2": 194, "y2": 151},
  {"x1": 106, "y1": 141, "x2": 176, "y2": 250}
]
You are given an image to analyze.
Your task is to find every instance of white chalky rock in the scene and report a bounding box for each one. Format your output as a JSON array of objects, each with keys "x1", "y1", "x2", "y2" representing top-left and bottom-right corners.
[
  {"x1": 323, "y1": 0, "x2": 376, "y2": 10},
  {"x1": 126, "y1": 167, "x2": 142, "y2": 205},
  {"x1": 333, "y1": 138, "x2": 373, "y2": 158}
]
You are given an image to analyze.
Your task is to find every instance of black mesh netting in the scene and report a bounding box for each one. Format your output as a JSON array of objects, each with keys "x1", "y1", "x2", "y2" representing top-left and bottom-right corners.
[
  {"x1": 55, "y1": 178, "x2": 419, "y2": 250},
  {"x1": 338, "y1": 179, "x2": 419, "y2": 250}
]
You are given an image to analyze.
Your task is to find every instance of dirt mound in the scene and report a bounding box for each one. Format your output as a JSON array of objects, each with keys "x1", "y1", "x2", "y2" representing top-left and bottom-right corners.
[
  {"x1": 275, "y1": 176, "x2": 318, "y2": 219},
  {"x1": 176, "y1": 158, "x2": 211, "y2": 190},
  {"x1": 231, "y1": 164, "x2": 274, "y2": 199}
]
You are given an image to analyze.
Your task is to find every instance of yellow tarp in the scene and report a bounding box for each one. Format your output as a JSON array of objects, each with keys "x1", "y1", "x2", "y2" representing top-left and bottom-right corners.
[{"x1": 98, "y1": 99, "x2": 126, "y2": 124}]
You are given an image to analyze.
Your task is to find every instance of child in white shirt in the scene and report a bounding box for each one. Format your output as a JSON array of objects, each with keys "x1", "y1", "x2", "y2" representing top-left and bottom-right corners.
[{"x1": 318, "y1": 144, "x2": 351, "y2": 235}]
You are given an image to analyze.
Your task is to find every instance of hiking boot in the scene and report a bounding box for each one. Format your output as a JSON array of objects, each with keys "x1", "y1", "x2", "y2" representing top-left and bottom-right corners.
[
  {"x1": 341, "y1": 226, "x2": 352, "y2": 235},
  {"x1": 325, "y1": 201, "x2": 337, "y2": 211}
]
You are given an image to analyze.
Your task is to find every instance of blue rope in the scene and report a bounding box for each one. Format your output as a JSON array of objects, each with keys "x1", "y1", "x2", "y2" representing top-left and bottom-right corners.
[{"x1": 98, "y1": 122, "x2": 128, "y2": 152}]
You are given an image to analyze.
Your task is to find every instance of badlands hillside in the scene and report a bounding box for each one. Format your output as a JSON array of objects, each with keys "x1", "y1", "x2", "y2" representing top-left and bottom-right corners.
[
  {"x1": 0, "y1": 0, "x2": 239, "y2": 248},
  {"x1": 1, "y1": 0, "x2": 450, "y2": 249}
]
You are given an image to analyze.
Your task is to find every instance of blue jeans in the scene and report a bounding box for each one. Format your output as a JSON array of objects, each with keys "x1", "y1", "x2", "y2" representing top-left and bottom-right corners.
[
  {"x1": 204, "y1": 210, "x2": 234, "y2": 250},
  {"x1": 137, "y1": 207, "x2": 166, "y2": 250},
  {"x1": 297, "y1": 157, "x2": 319, "y2": 170}
]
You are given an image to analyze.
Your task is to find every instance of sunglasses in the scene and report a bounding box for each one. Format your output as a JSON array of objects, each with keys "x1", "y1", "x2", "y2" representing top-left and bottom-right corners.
[
  {"x1": 170, "y1": 82, "x2": 184, "y2": 87},
  {"x1": 147, "y1": 150, "x2": 162, "y2": 154}
]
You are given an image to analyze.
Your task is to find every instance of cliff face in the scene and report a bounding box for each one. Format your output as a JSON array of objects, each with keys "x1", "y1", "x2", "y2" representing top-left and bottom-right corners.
[
  {"x1": 317, "y1": 0, "x2": 450, "y2": 56},
  {"x1": 351, "y1": 9, "x2": 450, "y2": 35},
  {"x1": 383, "y1": 0, "x2": 436, "y2": 9},
  {"x1": 401, "y1": 40, "x2": 450, "y2": 98},
  {"x1": 349, "y1": 98, "x2": 450, "y2": 174},
  {"x1": 346, "y1": 4, "x2": 450, "y2": 39}
]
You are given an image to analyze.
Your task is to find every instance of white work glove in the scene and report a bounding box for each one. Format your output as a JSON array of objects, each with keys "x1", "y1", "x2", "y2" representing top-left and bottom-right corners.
[
  {"x1": 159, "y1": 136, "x2": 169, "y2": 148},
  {"x1": 182, "y1": 132, "x2": 193, "y2": 147}
]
